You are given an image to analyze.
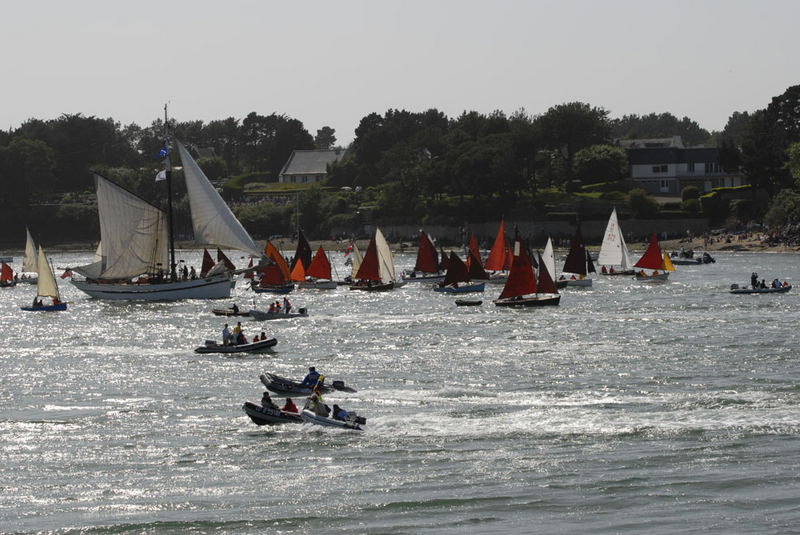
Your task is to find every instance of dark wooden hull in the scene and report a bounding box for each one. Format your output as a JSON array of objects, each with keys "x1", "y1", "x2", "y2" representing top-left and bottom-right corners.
[
  {"x1": 494, "y1": 295, "x2": 561, "y2": 307},
  {"x1": 349, "y1": 281, "x2": 394, "y2": 291},
  {"x1": 455, "y1": 299, "x2": 482, "y2": 306}
]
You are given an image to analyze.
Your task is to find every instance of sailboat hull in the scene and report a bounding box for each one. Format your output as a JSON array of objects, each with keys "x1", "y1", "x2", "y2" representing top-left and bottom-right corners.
[
  {"x1": 349, "y1": 281, "x2": 395, "y2": 291},
  {"x1": 564, "y1": 278, "x2": 592, "y2": 287},
  {"x1": 433, "y1": 282, "x2": 485, "y2": 294},
  {"x1": 296, "y1": 280, "x2": 337, "y2": 290},
  {"x1": 20, "y1": 303, "x2": 68, "y2": 312},
  {"x1": 635, "y1": 272, "x2": 670, "y2": 282},
  {"x1": 494, "y1": 295, "x2": 561, "y2": 307},
  {"x1": 72, "y1": 274, "x2": 232, "y2": 301}
]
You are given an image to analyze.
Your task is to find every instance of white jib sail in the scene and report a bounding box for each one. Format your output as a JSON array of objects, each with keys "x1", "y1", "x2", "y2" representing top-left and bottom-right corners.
[
  {"x1": 23, "y1": 227, "x2": 38, "y2": 273},
  {"x1": 36, "y1": 245, "x2": 59, "y2": 299},
  {"x1": 178, "y1": 141, "x2": 260, "y2": 256},
  {"x1": 597, "y1": 208, "x2": 631, "y2": 269},
  {"x1": 93, "y1": 174, "x2": 169, "y2": 279},
  {"x1": 375, "y1": 227, "x2": 396, "y2": 283},
  {"x1": 543, "y1": 237, "x2": 557, "y2": 281}
]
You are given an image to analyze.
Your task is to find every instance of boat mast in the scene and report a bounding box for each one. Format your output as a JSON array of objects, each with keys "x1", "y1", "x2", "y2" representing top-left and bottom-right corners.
[{"x1": 163, "y1": 104, "x2": 177, "y2": 281}]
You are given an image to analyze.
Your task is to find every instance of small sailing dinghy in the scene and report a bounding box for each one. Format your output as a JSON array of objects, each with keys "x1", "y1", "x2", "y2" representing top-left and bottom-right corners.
[
  {"x1": 296, "y1": 246, "x2": 337, "y2": 289},
  {"x1": 21, "y1": 245, "x2": 67, "y2": 312},
  {"x1": 402, "y1": 230, "x2": 445, "y2": 283},
  {"x1": 434, "y1": 251, "x2": 487, "y2": 294},
  {"x1": 483, "y1": 219, "x2": 509, "y2": 285},
  {"x1": 253, "y1": 241, "x2": 295, "y2": 294},
  {"x1": 560, "y1": 225, "x2": 594, "y2": 287},
  {"x1": 494, "y1": 232, "x2": 560, "y2": 307},
  {"x1": 350, "y1": 227, "x2": 399, "y2": 291},
  {"x1": 0, "y1": 262, "x2": 15, "y2": 287},
  {"x1": 19, "y1": 227, "x2": 39, "y2": 284},
  {"x1": 634, "y1": 233, "x2": 674, "y2": 281},
  {"x1": 597, "y1": 208, "x2": 635, "y2": 276}
]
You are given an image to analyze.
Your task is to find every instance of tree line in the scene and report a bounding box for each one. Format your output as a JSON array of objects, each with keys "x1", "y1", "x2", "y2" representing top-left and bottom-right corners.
[{"x1": 2, "y1": 86, "x2": 800, "y2": 244}]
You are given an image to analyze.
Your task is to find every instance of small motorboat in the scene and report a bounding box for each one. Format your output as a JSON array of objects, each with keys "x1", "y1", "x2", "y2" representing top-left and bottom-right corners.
[
  {"x1": 211, "y1": 305, "x2": 251, "y2": 317},
  {"x1": 299, "y1": 409, "x2": 366, "y2": 430},
  {"x1": 455, "y1": 299, "x2": 482, "y2": 306},
  {"x1": 260, "y1": 373, "x2": 356, "y2": 396},
  {"x1": 242, "y1": 401, "x2": 302, "y2": 425},
  {"x1": 249, "y1": 307, "x2": 308, "y2": 321},
  {"x1": 194, "y1": 337, "x2": 277, "y2": 354},
  {"x1": 729, "y1": 283, "x2": 791, "y2": 294}
]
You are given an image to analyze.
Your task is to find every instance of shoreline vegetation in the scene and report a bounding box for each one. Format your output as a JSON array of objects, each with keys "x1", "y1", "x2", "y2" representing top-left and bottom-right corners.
[{"x1": 4, "y1": 233, "x2": 797, "y2": 257}]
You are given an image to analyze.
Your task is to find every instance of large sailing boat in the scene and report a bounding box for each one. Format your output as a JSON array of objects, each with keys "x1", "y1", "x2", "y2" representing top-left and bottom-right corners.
[
  {"x1": 560, "y1": 225, "x2": 595, "y2": 287},
  {"x1": 597, "y1": 208, "x2": 635, "y2": 275},
  {"x1": 71, "y1": 106, "x2": 261, "y2": 300},
  {"x1": 21, "y1": 245, "x2": 67, "y2": 311},
  {"x1": 634, "y1": 233, "x2": 674, "y2": 281}
]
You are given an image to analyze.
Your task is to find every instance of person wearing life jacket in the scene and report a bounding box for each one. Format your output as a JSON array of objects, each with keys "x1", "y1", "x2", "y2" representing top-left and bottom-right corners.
[
  {"x1": 301, "y1": 366, "x2": 321, "y2": 387},
  {"x1": 308, "y1": 384, "x2": 329, "y2": 417}
]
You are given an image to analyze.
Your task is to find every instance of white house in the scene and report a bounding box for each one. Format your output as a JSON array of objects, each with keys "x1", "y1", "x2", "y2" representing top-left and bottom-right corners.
[
  {"x1": 278, "y1": 148, "x2": 347, "y2": 184},
  {"x1": 620, "y1": 136, "x2": 742, "y2": 195}
]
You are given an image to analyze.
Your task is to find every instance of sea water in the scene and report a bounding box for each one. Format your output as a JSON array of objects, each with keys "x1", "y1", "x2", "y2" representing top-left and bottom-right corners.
[{"x1": 1, "y1": 251, "x2": 799, "y2": 534}]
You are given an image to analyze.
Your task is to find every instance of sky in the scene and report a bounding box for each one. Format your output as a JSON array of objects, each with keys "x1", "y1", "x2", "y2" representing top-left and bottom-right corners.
[{"x1": 2, "y1": 0, "x2": 798, "y2": 145}]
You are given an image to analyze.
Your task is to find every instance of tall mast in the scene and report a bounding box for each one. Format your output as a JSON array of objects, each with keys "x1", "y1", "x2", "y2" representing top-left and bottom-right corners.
[{"x1": 163, "y1": 104, "x2": 177, "y2": 281}]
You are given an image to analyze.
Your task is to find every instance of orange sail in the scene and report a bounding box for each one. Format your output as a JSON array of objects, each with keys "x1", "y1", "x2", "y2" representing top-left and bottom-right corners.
[
  {"x1": 306, "y1": 246, "x2": 332, "y2": 280},
  {"x1": 1, "y1": 262, "x2": 13, "y2": 283},
  {"x1": 465, "y1": 234, "x2": 481, "y2": 269},
  {"x1": 290, "y1": 260, "x2": 305, "y2": 282},
  {"x1": 259, "y1": 241, "x2": 291, "y2": 285},
  {"x1": 483, "y1": 219, "x2": 506, "y2": 271}
]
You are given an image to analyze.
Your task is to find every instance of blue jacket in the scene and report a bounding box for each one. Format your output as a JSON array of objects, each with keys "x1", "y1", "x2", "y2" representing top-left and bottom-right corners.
[{"x1": 301, "y1": 371, "x2": 320, "y2": 386}]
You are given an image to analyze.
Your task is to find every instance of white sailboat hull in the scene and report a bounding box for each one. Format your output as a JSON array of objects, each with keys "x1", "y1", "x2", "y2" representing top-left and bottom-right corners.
[{"x1": 72, "y1": 274, "x2": 232, "y2": 300}]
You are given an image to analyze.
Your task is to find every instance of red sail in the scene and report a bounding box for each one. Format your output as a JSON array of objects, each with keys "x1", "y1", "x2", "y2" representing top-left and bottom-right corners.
[
  {"x1": 441, "y1": 252, "x2": 470, "y2": 286},
  {"x1": 200, "y1": 249, "x2": 214, "y2": 277},
  {"x1": 265, "y1": 241, "x2": 291, "y2": 280},
  {"x1": 634, "y1": 233, "x2": 663, "y2": 270},
  {"x1": 498, "y1": 238, "x2": 536, "y2": 299},
  {"x1": 440, "y1": 248, "x2": 449, "y2": 270},
  {"x1": 244, "y1": 257, "x2": 254, "y2": 279},
  {"x1": 484, "y1": 219, "x2": 506, "y2": 271},
  {"x1": 306, "y1": 246, "x2": 332, "y2": 280},
  {"x1": 259, "y1": 263, "x2": 286, "y2": 286},
  {"x1": 216, "y1": 248, "x2": 236, "y2": 271},
  {"x1": 502, "y1": 243, "x2": 512, "y2": 271},
  {"x1": 467, "y1": 250, "x2": 489, "y2": 280},
  {"x1": 290, "y1": 229, "x2": 313, "y2": 271},
  {"x1": 465, "y1": 234, "x2": 481, "y2": 269},
  {"x1": 537, "y1": 252, "x2": 558, "y2": 294},
  {"x1": 355, "y1": 235, "x2": 381, "y2": 281},
  {"x1": 414, "y1": 231, "x2": 440, "y2": 273},
  {"x1": 0, "y1": 262, "x2": 13, "y2": 283},
  {"x1": 562, "y1": 225, "x2": 587, "y2": 276}
]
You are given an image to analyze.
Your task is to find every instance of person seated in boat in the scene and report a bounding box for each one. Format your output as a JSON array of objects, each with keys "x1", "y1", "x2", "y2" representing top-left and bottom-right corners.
[
  {"x1": 189, "y1": 266, "x2": 196, "y2": 279},
  {"x1": 33, "y1": 297, "x2": 43, "y2": 307},
  {"x1": 231, "y1": 303, "x2": 239, "y2": 314},
  {"x1": 760, "y1": 279, "x2": 767, "y2": 289},
  {"x1": 222, "y1": 323, "x2": 232, "y2": 346},
  {"x1": 783, "y1": 281, "x2": 790, "y2": 287},
  {"x1": 260, "y1": 331, "x2": 267, "y2": 341},
  {"x1": 651, "y1": 271, "x2": 659, "y2": 277},
  {"x1": 282, "y1": 397, "x2": 298, "y2": 413},
  {"x1": 261, "y1": 391, "x2": 278, "y2": 410},
  {"x1": 308, "y1": 386, "x2": 329, "y2": 417},
  {"x1": 301, "y1": 366, "x2": 321, "y2": 387},
  {"x1": 609, "y1": 266, "x2": 615, "y2": 274},
  {"x1": 253, "y1": 334, "x2": 259, "y2": 343},
  {"x1": 772, "y1": 279, "x2": 780, "y2": 288},
  {"x1": 751, "y1": 272, "x2": 758, "y2": 288},
  {"x1": 638, "y1": 270, "x2": 646, "y2": 277},
  {"x1": 332, "y1": 404, "x2": 349, "y2": 422},
  {"x1": 268, "y1": 302, "x2": 275, "y2": 313},
  {"x1": 601, "y1": 265, "x2": 607, "y2": 274},
  {"x1": 52, "y1": 297, "x2": 60, "y2": 306}
]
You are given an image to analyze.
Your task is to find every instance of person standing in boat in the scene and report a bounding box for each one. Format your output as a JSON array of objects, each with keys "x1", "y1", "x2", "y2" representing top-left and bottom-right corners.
[
  {"x1": 308, "y1": 385, "x2": 329, "y2": 417},
  {"x1": 283, "y1": 297, "x2": 291, "y2": 314},
  {"x1": 233, "y1": 321, "x2": 244, "y2": 344},
  {"x1": 222, "y1": 323, "x2": 232, "y2": 346}
]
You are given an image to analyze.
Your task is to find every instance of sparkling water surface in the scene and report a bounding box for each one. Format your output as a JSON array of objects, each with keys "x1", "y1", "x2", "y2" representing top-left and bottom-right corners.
[{"x1": 1, "y1": 250, "x2": 799, "y2": 534}]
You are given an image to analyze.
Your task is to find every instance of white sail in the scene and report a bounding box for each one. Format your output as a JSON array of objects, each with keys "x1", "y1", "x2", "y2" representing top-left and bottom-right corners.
[
  {"x1": 178, "y1": 141, "x2": 260, "y2": 256},
  {"x1": 543, "y1": 237, "x2": 557, "y2": 281},
  {"x1": 92, "y1": 242, "x2": 103, "y2": 263},
  {"x1": 350, "y1": 243, "x2": 363, "y2": 279},
  {"x1": 597, "y1": 208, "x2": 632, "y2": 269},
  {"x1": 75, "y1": 174, "x2": 169, "y2": 280},
  {"x1": 375, "y1": 227, "x2": 396, "y2": 283},
  {"x1": 36, "y1": 245, "x2": 59, "y2": 299},
  {"x1": 23, "y1": 227, "x2": 38, "y2": 273}
]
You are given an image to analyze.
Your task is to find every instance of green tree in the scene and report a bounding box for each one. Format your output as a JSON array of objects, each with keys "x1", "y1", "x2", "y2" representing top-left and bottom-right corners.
[
  {"x1": 611, "y1": 112, "x2": 711, "y2": 146},
  {"x1": 538, "y1": 102, "x2": 612, "y2": 184},
  {"x1": 681, "y1": 185, "x2": 700, "y2": 201},
  {"x1": 314, "y1": 126, "x2": 337, "y2": 149},
  {"x1": 572, "y1": 144, "x2": 629, "y2": 184},
  {"x1": 627, "y1": 188, "x2": 658, "y2": 218},
  {"x1": 197, "y1": 157, "x2": 228, "y2": 179},
  {"x1": 763, "y1": 189, "x2": 800, "y2": 227},
  {"x1": 0, "y1": 138, "x2": 57, "y2": 206}
]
